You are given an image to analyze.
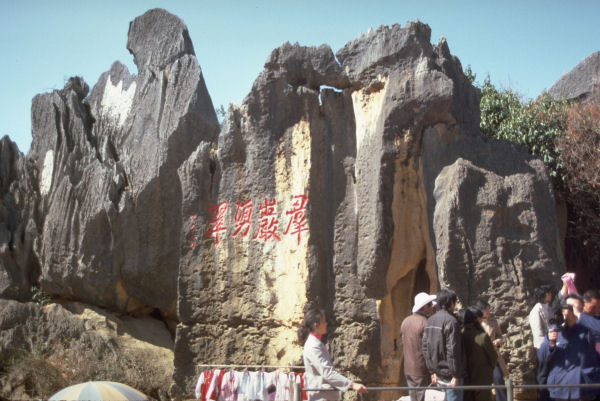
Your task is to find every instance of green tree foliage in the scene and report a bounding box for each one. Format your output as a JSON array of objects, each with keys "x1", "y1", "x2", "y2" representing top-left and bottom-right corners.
[
  {"x1": 479, "y1": 77, "x2": 569, "y2": 184},
  {"x1": 476, "y1": 71, "x2": 600, "y2": 287}
]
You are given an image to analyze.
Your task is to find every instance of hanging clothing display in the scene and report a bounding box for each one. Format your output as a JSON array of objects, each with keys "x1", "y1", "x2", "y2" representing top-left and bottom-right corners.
[{"x1": 195, "y1": 368, "x2": 306, "y2": 401}]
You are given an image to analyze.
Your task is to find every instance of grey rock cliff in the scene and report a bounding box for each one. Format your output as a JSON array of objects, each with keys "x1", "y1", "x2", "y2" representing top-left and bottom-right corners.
[
  {"x1": 548, "y1": 51, "x2": 600, "y2": 102},
  {"x1": 0, "y1": 136, "x2": 40, "y2": 301},
  {"x1": 28, "y1": 8, "x2": 219, "y2": 317}
]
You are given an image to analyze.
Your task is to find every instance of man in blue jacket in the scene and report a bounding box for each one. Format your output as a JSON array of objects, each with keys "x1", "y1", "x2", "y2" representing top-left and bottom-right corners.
[
  {"x1": 574, "y1": 291, "x2": 600, "y2": 337},
  {"x1": 537, "y1": 299, "x2": 600, "y2": 401},
  {"x1": 565, "y1": 291, "x2": 600, "y2": 359}
]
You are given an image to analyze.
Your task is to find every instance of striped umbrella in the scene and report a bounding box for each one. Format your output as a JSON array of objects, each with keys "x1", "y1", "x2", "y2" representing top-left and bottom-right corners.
[{"x1": 48, "y1": 381, "x2": 148, "y2": 401}]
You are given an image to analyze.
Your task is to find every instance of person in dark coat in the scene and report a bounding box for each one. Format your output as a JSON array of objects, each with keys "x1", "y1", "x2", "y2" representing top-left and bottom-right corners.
[
  {"x1": 462, "y1": 306, "x2": 497, "y2": 401},
  {"x1": 422, "y1": 289, "x2": 467, "y2": 401},
  {"x1": 537, "y1": 299, "x2": 600, "y2": 401},
  {"x1": 572, "y1": 290, "x2": 600, "y2": 355},
  {"x1": 476, "y1": 300, "x2": 507, "y2": 401}
]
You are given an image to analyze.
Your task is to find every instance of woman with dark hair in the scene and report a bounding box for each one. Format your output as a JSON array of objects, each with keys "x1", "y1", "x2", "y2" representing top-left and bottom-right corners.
[
  {"x1": 529, "y1": 285, "x2": 554, "y2": 350},
  {"x1": 476, "y1": 300, "x2": 508, "y2": 401},
  {"x1": 529, "y1": 286, "x2": 555, "y2": 401},
  {"x1": 463, "y1": 306, "x2": 497, "y2": 401},
  {"x1": 298, "y1": 308, "x2": 367, "y2": 401}
]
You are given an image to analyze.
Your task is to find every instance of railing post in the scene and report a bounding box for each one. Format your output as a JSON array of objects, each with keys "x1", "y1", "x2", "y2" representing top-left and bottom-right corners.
[
  {"x1": 505, "y1": 378, "x2": 513, "y2": 401},
  {"x1": 294, "y1": 381, "x2": 301, "y2": 401}
]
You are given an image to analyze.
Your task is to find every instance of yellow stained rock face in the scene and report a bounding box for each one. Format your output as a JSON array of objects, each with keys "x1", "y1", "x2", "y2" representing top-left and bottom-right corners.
[
  {"x1": 377, "y1": 128, "x2": 436, "y2": 390},
  {"x1": 352, "y1": 77, "x2": 389, "y2": 154},
  {"x1": 265, "y1": 327, "x2": 304, "y2": 366},
  {"x1": 352, "y1": 78, "x2": 434, "y2": 390},
  {"x1": 116, "y1": 279, "x2": 129, "y2": 310},
  {"x1": 115, "y1": 279, "x2": 160, "y2": 315},
  {"x1": 387, "y1": 160, "x2": 434, "y2": 292},
  {"x1": 255, "y1": 118, "x2": 311, "y2": 364}
]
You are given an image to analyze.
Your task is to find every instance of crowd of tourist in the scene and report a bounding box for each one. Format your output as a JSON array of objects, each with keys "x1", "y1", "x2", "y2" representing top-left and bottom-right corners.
[
  {"x1": 415, "y1": 289, "x2": 508, "y2": 401},
  {"x1": 298, "y1": 273, "x2": 600, "y2": 401},
  {"x1": 412, "y1": 277, "x2": 600, "y2": 401},
  {"x1": 530, "y1": 275, "x2": 600, "y2": 401}
]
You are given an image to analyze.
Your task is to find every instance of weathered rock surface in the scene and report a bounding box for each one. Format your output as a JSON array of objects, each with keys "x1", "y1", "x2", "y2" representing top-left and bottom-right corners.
[
  {"x1": 26, "y1": 8, "x2": 219, "y2": 317},
  {"x1": 0, "y1": 299, "x2": 173, "y2": 400},
  {"x1": 173, "y1": 22, "x2": 563, "y2": 399},
  {"x1": 0, "y1": 136, "x2": 40, "y2": 301},
  {"x1": 0, "y1": 9, "x2": 566, "y2": 401},
  {"x1": 548, "y1": 51, "x2": 600, "y2": 102}
]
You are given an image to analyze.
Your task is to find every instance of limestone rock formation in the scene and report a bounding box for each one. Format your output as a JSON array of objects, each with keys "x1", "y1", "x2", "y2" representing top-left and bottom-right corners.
[
  {"x1": 0, "y1": 9, "x2": 565, "y2": 401},
  {"x1": 173, "y1": 22, "x2": 563, "y2": 399},
  {"x1": 27, "y1": 9, "x2": 219, "y2": 317},
  {"x1": 548, "y1": 51, "x2": 600, "y2": 101},
  {"x1": 0, "y1": 136, "x2": 40, "y2": 301}
]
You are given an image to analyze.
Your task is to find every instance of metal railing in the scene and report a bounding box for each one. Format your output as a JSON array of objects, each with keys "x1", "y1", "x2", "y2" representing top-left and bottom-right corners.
[{"x1": 296, "y1": 379, "x2": 600, "y2": 401}]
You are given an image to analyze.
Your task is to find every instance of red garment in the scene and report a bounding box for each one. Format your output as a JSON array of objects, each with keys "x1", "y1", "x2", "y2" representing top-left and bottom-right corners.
[
  {"x1": 294, "y1": 372, "x2": 307, "y2": 401},
  {"x1": 208, "y1": 369, "x2": 227, "y2": 401},
  {"x1": 196, "y1": 370, "x2": 215, "y2": 401}
]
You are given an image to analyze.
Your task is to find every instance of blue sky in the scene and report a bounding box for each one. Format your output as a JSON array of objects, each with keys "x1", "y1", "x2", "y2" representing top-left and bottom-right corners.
[{"x1": 1, "y1": 0, "x2": 599, "y2": 153}]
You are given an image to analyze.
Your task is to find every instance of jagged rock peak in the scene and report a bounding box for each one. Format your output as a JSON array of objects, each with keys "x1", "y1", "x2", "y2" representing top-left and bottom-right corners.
[
  {"x1": 127, "y1": 8, "x2": 195, "y2": 70},
  {"x1": 264, "y1": 42, "x2": 350, "y2": 90},
  {"x1": 62, "y1": 77, "x2": 89, "y2": 101},
  {"x1": 337, "y1": 21, "x2": 434, "y2": 82},
  {"x1": 0, "y1": 136, "x2": 22, "y2": 175},
  {"x1": 548, "y1": 51, "x2": 600, "y2": 102}
]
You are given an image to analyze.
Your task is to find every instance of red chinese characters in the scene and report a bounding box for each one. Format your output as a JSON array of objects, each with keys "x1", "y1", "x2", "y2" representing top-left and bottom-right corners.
[
  {"x1": 284, "y1": 195, "x2": 309, "y2": 245},
  {"x1": 192, "y1": 194, "x2": 309, "y2": 247},
  {"x1": 253, "y1": 198, "x2": 281, "y2": 242},
  {"x1": 204, "y1": 201, "x2": 228, "y2": 245},
  {"x1": 232, "y1": 199, "x2": 253, "y2": 237}
]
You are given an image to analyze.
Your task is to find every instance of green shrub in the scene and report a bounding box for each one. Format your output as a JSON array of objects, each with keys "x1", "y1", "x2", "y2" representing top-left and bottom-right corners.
[
  {"x1": 475, "y1": 71, "x2": 600, "y2": 287},
  {"x1": 479, "y1": 77, "x2": 569, "y2": 185},
  {"x1": 30, "y1": 286, "x2": 51, "y2": 306}
]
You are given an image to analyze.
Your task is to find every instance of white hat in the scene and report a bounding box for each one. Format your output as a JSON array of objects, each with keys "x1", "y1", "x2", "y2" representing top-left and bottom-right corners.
[{"x1": 412, "y1": 292, "x2": 437, "y2": 313}]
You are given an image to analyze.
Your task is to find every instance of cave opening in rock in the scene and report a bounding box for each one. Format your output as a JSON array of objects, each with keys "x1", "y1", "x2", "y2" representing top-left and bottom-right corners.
[
  {"x1": 379, "y1": 256, "x2": 432, "y2": 400},
  {"x1": 413, "y1": 258, "x2": 430, "y2": 297}
]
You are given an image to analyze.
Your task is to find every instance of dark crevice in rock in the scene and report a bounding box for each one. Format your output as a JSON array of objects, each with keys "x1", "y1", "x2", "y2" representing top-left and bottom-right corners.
[
  {"x1": 365, "y1": 81, "x2": 385, "y2": 94},
  {"x1": 464, "y1": 236, "x2": 475, "y2": 305},
  {"x1": 62, "y1": 101, "x2": 73, "y2": 153},
  {"x1": 157, "y1": 70, "x2": 169, "y2": 130},
  {"x1": 159, "y1": 49, "x2": 193, "y2": 71},
  {"x1": 52, "y1": 103, "x2": 62, "y2": 151},
  {"x1": 82, "y1": 101, "x2": 100, "y2": 161},
  {"x1": 106, "y1": 136, "x2": 120, "y2": 163}
]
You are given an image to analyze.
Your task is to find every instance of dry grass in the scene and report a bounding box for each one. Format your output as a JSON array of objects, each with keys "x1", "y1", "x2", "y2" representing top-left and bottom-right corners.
[{"x1": 0, "y1": 343, "x2": 172, "y2": 400}]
